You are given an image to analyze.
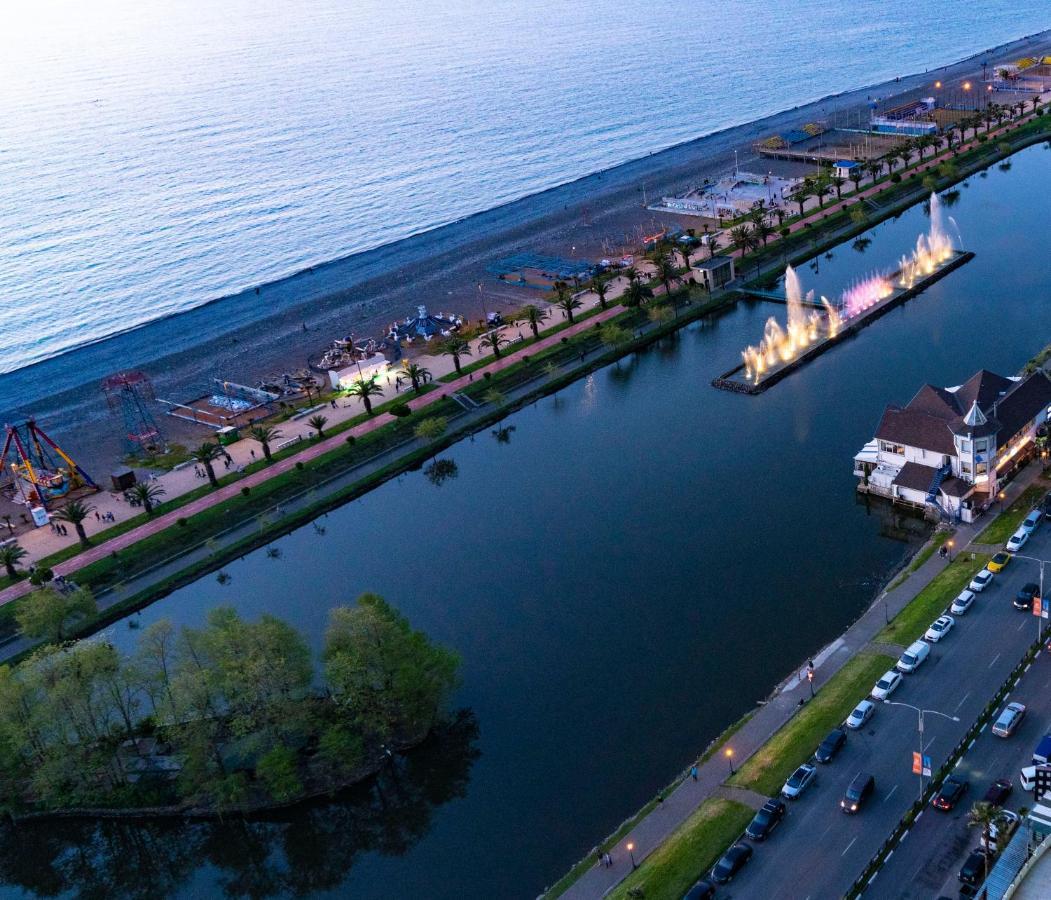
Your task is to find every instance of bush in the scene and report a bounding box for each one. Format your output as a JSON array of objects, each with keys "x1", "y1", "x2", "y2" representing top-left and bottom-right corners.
[
  {"x1": 176, "y1": 518, "x2": 188, "y2": 528},
  {"x1": 389, "y1": 405, "x2": 412, "y2": 418},
  {"x1": 890, "y1": 173, "x2": 902, "y2": 183},
  {"x1": 345, "y1": 435, "x2": 356, "y2": 445},
  {"x1": 241, "y1": 486, "x2": 251, "y2": 497},
  {"x1": 780, "y1": 226, "x2": 790, "y2": 238},
  {"x1": 295, "y1": 461, "x2": 305, "y2": 470},
  {"x1": 483, "y1": 371, "x2": 492, "y2": 380}
]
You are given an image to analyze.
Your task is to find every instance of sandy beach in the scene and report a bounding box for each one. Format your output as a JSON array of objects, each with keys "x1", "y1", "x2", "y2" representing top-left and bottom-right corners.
[{"x1": 8, "y1": 27, "x2": 1051, "y2": 474}]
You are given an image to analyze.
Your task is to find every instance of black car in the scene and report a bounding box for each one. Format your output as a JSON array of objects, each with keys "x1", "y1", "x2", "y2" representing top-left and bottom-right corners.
[
  {"x1": 959, "y1": 847, "x2": 995, "y2": 885},
  {"x1": 745, "y1": 798, "x2": 786, "y2": 840},
  {"x1": 814, "y1": 727, "x2": 847, "y2": 763},
  {"x1": 934, "y1": 775, "x2": 969, "y2": 811},
  {"x1": 711, "y1": 843, "x2": 753, "y2": 884},
  {"x1": 1015, "y1": 583, "x2": 1039, "y2": 610},
  {"x1": 682, "y1": 880, "x2": 716, "y2": 900},
  {"x1": 841, "y1": 772, "x2": 875, "y2": 814},
  {"x1": 983, "y1": 778, "x2": 1013, "y2": 806}
]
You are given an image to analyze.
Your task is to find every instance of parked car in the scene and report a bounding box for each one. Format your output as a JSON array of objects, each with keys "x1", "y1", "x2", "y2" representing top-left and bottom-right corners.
[
  {"x1": 781, "y1": 762, "x2": 818, "y2": 799},
  {"x1": 745, "y1": 798, "x2": 786, "y2": 841},
  {"x1": 1015, "y1": 583, "x2": 1039, "y2": 611},
  {"x1": 710, "y1": 843, "x2": 752, "y2": 884},
  {"x1": 980, "y1": 810, "x2": 1020, "y2": 851},
  {"x1": 682, "y1": 880, "x2": 716, "y2": 900},
  {"x1": 871, "y1": 670, "x2": 903, "y2": 701},
  {"x1": 969, "y1": 569, "x2": 995, "y2": 592},
  {"x1": 924, "y1": 614, "x2": 956, "y2": 642},
  {"x1": 896, "y1": 640, "x2": 931, "y2": 674},
  {"x1": 988, "y1": 552, "x2": 1011, "y2": 572},
  {"x1": 933, "y1": 775, "x2": 969, "y2": 811},
  {"x1": 814, "y1": 727, "x2": 847, "y2": 763},
  {"x1": 959, "y1": 848, "x2": 996, "y2": 886},
  {"x1": 1006, "y1": 528, "x2": 1029, "y2": 552},
  {"x1": 846, "y1": 699, "x2": 876, "y2": 730},
  {"x1": 1023, "y1": 509, "x2": 1043, "y2": 533},
  {"x1": 983, "y1": 778, "x2": 1013, "y2": 806},
  {"x1": 951, "y1": 589, "x2": 977, "y2": 615},
  {"x1": 1043, "y1": 491, "x2": 1051, "y2": 519},
  {"x1": 840, "y1": 772, "x2": 875, "y2": 814},
  {"x1": 993, "y1": 701, "x2": 1027, "y2": 738}
]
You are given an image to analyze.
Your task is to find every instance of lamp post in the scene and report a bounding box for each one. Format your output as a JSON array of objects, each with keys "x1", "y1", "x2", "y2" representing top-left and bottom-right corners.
[
  {"x1": 884, "y1": 700, "x2": 960, "y2": 803},
  {"x1": 1009, "y1": 554, "x2": 1049, "y2": 646},
  {"x1": 725, "y1": 748, "x2": 736, "y2": 775},
  {"x1": 627, "y1": 841, "x2": 638, "y2": 870},
  {"x1": 998, "y1": 490, "x2": 1006, "y2": 514},
  {"x1": 947, "y1": 539, "x2": 955, "y2": 563},
  {"x1": 806, "y1": 666, "x2": 815, "y2": 698}
]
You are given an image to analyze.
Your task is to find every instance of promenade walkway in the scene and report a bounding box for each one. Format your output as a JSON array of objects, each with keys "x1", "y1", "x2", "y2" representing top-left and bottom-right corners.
[{"x1": 559, "y1": 461, "x2": 1045, "y2": 899}]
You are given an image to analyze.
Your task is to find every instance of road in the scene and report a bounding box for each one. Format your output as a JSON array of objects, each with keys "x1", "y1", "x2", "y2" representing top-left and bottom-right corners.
[{"x1": 723, "y1": 523, "x2": 1051, "y2": 899}]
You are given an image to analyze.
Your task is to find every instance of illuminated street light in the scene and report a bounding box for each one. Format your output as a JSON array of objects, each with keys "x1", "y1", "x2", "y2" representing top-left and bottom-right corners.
[
  {"x1": 726, "y1": 748, "x2": 736, "y2": 775},
  {"x1": 947, "y1": 539, "x2": 955, "y2": 562},
  {"x1": 627, "y1": 841, "x2": 638, "y2": 870}
]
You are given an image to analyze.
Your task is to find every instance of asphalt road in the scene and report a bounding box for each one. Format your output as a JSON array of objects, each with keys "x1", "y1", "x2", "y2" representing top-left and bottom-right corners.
[{"x1": 720, "y1": 524, "x2": 1051, "y2": 899}]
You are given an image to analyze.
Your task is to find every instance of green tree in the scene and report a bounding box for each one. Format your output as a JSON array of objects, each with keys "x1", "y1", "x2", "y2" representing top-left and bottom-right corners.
[
  {"x1": 590, "y1": 276, "x2": 610, "y2": 310},
  {"x1": 652, "y1": 254, "x2": 678, "y2": 300},
  {"x1": 599, "y1": 323, "x2": 631, "y2": 347},
  {"x1": 753, "y1": 219, "x2": 774, "y2": 246},
  {"x1": 556, "y1": 291, "x2": 583, "y2": 324},
  {"x1": 191, "y1": 442, "x2": 223, "y2": 489},
  {"x1": 0, "y1": 542, "x2": 27, "y2": 580},
  {"x1": 414, "y1": 416, "x2": 448, "y2": 445},
  {"x1": 15, "y1": 585, "x2": 97, "y2": 645},
  {"x1": 400, "y1": 362, "x2": 431, "y2": 394},
  {"x1": 729, "y1": 224, "x2": 752, "y2": 256},
  {"x1": 256, "y1": 745, "x2": 302, "y2": 802},
  {"x1": 52, "y1": 500, "x2": 95, "y2": 548},
  {"x1": 317, "y1": 723, "x2": 364, "y2": 777},
  {"x1": 345, "y1": 376, "x2": 384, "y2": 415},
  {"x1": 248, "y1": 423, "x2": 282, "y2": 462},
  {"x1": 307, "y1": 414, "x2": 329, "y2": 439},
  {"x1": 480, "y1": 328, "x2": 509, "y2": 359},
  {"x1": 517, "y1": 304, "x2": 549, "y2": 338},
  {"x1": 128, "y1": 481, "x2": 166, "y2": 517},
  {"x1": 439, "y1": 336, "x2": 472, "y2": 375},
  {"x1": 967, "y1": 801, "x2": 1002, "y2": 884}
]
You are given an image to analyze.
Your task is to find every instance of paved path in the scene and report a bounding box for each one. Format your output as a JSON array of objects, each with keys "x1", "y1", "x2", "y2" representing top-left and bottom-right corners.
[{"x1": 559, "y1": 462, "x2": 1045, "y2": 899}]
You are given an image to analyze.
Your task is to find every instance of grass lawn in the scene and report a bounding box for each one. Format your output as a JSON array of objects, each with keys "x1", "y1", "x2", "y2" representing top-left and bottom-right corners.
[
  {"x1": 605, "y1": 799, "x2": 753, "y2": 900},
  {"x1": 729, "y1": 652, "x2": 894, "y2": 797},
  {"x1": 976, "y1": 484, "x2": 1046, "y2": 546},
  {"x1": 876, "y1": 553, "x2": 990, "y2": 647}
]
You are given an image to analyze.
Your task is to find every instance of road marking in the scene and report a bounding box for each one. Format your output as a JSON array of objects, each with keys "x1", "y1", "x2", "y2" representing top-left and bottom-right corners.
[
  {"x1": 980, "y1": 723, "x2": 988, "y2": 735},
  {"x1": 819, "y1": 823, "x2": 833, "y2": 839},
  {"x1": 885, "y1": 850, "x2": 894, "y2": 862},
  {"x1": 842, "y1": 837, "x2": 858, "y2": 856},
  {"x1": 989, "y1": 653, "x2": 1002, "y2": 669},
  {"x1": 884, "y1": 784, "x2": 899, "y2": 802},
  {"x1": 954, "y1": 691, "x2": 971, "y2": 713},
  {"x1": 1018, "y1": 620, "x2": 1028, "y2": 631},
  {"x1": 924, "y1": 736, "x2": 936, "y2": 751},
  {"x1": 915, "y1": 810, "x2": 923, "y2": 823}
]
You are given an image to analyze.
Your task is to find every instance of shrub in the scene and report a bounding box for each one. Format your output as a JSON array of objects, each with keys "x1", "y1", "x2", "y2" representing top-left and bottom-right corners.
[
  {"x1": 177, "y1": 518, "x2": 188, "y2": 528},
  {"x1": 890, "y1": 173, "x2": 902, "y2": 183},
  {"x1": 780, "y1": 226, "x2": 790, "y2": 238},
  {"x1": 345, "y1": 435, "x2": 356, "y2": 445},
  {"x1": 483, "y1": 371, "x2": 492, "y2": 380},
  {"x1": 295, "y1": 461, "x2": 305, "y2": 470},
  {"x1": 241, "y1": 486, "x2": 251, "y2": 497},
  {"x1": 389, "y1": 405, "x2": 412, "y2": 418}
]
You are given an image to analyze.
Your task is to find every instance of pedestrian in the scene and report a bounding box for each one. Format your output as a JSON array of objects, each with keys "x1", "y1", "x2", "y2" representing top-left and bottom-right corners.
[
  {"x1": 250, "y1": 449, "x2": 256, "y2": 459},
  {"x1": 330, "y1": 399, "x2": 337, "y2": 409},
  {"x1": 94, "y1": 511, "x2": 100, "y2": 521},
  {"x1": 690, "y1": 764, "x2": 698, "y2": 781},
  {"x1": 603, "y1": 852, "x2": 613, "y2": 868}
]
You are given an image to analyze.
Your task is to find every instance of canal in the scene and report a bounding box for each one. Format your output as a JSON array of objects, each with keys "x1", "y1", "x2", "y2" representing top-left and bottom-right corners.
[{"x1": 5, "y1": 143, "x2": 1051, "y2": 899}]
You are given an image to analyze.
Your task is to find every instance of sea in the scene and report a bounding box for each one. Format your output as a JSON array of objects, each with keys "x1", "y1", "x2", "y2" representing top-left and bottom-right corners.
[{"x1": 0, "y1": 0, "x2": 1048, "y2": 378}]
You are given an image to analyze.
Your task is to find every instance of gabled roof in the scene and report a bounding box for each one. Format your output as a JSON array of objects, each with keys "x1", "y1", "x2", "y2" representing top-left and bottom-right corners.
[
  {"x1": 995, "y1": 370, "x2": 1051, "y2": 439},
  {"x1": 952, "y1": 369, "x2": 1014, "y2": 413},
  {"x1": 876, "y1": 407, "x2": 957, "y2": 455},
  {"x1": 906, "y1": 384, "x2": 960, "y2": 419},
  {"x1": 892, "y1": 461, "x2": 940, "y2": 492}
]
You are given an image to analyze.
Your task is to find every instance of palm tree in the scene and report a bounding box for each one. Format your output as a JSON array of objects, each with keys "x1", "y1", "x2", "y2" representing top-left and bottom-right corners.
[
  {"x1": 345, "y1": 376, "x2": 384, "y2": 415},
  {"x1": 191, "y1": 441, "x2": 223, "y2": 488},
  {"x1": 556, "y1": 292, "x2": 583, "y2": 324},
  {"x1": 307, "y1": 414, "x2": 329, "y2": 439},
  {"x1": 590, "y1": 276, "x2": 610, "y2": 310},
  {"x1": 52, "y1": 499, "x2": 94, "y2": 548},
  {"x1": 0, "y1": 542, "x2": 27, "y2": 580},
  {"x1": 479, "y1": 327, "x2": 509, "y2": 359},
  {"x1": 678, "y1": 242, "x2": 692, "y2": 272},
  {"x1": 248, "y1": 424, "x2": 282, "y2": 462},
  {"x1": 623, "y1": 279, "x2": 650, "y2": 307},
  {"x1": 830, "y1": 175, "x2": 844, "y2": 199},
  {"x1": 815, "y1": 178, "x2": 833, "y2": 208},
  {"x1": 866, "y1": 160, "x2": 883, "y2": 184},
  {"x1": 652, "y1": 254, "x2": 678, "y2": 299},
  {"x1": 705, "y1": 233, "x2": 722, "y2": 260},
  {"x1": 518, "y1": 305, "x2": 548, "y2": 338},
  {"x1": 968, "y1": 801, "x2": 1001, "y2": 884},
  {"x1": 729, "y1": 224, "x2": 752, "y2": 256},
  {"x1": 848, "y1": 167, "x2": 864, "y2": 193},
  {"x1": 438, "y1": 336, "x2": 472, "y2": 375},
  {"x1": 400, "y1": 362, "x2": 431, "y2": 394},
  {"x1": 622, "y1": 265, "x2": 640, "y2": 285},
  {"x1": 753, "y1": 219, "x2": 774, "y2": 246},
  {"x1": 128, "y1": 481, "x2": 166, "y2": 517},
  {"x1": 793, "y1": 183, "x2": 812, "y2": 217}
]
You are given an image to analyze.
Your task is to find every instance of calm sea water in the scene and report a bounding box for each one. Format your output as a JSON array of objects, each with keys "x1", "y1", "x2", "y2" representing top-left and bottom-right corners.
[{"x1": 0, "y1": 0, "x2": 1048, "y2": 376}]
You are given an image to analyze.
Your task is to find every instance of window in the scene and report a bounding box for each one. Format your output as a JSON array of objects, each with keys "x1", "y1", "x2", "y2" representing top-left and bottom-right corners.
[
  {"x1": 879, "y1": 441, "x2": 905, "y2": 455},
  {"x1": 977, "y1": 462, "x2": 988, "y2": 476},
  {"x1": 959, "y1": 440, "x2": 972, "y2": 453}
]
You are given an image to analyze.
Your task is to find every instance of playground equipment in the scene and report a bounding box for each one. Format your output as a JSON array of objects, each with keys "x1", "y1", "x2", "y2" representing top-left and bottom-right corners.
[
  {"x1": 102, "y1": 371, "x2": 166, "y2": 455},
  {"x1": 0, "y1": 420, "x2": 98, "y2": 509}
]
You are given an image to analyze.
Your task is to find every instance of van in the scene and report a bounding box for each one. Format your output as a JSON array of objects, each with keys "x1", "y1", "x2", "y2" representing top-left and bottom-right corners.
[
  {"x1": 840, "y1": 773, "x2": 875, "y2": 813},
  {"x1": 895, "y1": 639, "x2": 931, "y2": 674},
  {"x1": 1033, "y1": 734, "x2": 1051, "y2": 766}
]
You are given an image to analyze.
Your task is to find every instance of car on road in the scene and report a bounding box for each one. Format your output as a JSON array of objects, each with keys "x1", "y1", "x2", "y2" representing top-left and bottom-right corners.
[
  {"x1": 895, "y1": 639, "x2": 931, "y2": 674},
  {"x1": 959, "y1": 847, "x2": 996, "y2": 886},
  {"x1": 951, "y1": 589, "x2": 977, "y2": 615},
  {"x1": 781, "y1": 762, "x2": 818, "y2": 799},
  {"x1": 992, "y1": 702, "x2": 1027, "y2": 737},
  {"x1": 970, "y1": 568, "x2": 995, "y2": 592},
  {"x1": 924, "y1": 614, "x2": 956, "y2": 642},
  {"x1": 1044, "y1": 491, "x2": 1051, "y2": 519},
  {"x1": 988, "y1": 552, "x2": 1012, "y2": 572},
  {"x1": 983, "y1": 778, "x2": 1013, "y2": 806},
  {"x1": 682, "y1": 880, "x2": 716, "y2": 900},
  {"x1": 870, "y1": 670, "x2": 902, "y2": 701},
  {"x1": 1015, "y1": 583, "x2": 1039, "y2": 611},
  {"x1": 980, "y1": 810, "x2": 1021, "y2": 851},
  {"x1": 1023, "y1": 509, "x2": 1043, "y2": 533},
  {"x1": 933, "y1": 775, "x2": 969, "y2": 811},
  {"x1": 745, "y1": 798, "x2": 786, "y2": 841},
  {"x1": 840, "y1": 772, "x2": 875, "y2": 814},
  {"x1": 846, "y1": 699, "x2": 876, "y2": 730},
  {"x1": 1006, "y1": 528, "x2": 1029, "y2": 552},
  {"x1": 710, "y1": 843, "x2": 753, "y2": 884},
  {"x1": 814, "y1": 727, "x2": 847, "y2": 763}
]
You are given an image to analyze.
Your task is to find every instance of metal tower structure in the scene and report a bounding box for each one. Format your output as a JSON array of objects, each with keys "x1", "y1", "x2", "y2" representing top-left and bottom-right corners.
[
  {"x1": 102, "y1": 371, "x2": 165, "y2": 455},
  {"x1": 0, "y1": 420, "x2": 98, "y2": 510}
]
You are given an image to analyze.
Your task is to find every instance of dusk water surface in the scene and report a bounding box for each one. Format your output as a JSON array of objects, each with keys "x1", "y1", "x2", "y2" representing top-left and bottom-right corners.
[
  {"x1": 4, "y1": 146, "x2": 1050, "y2": 899},
  {"x1": 1, "y1": 1, "x2": 1049, "y2": 375}
]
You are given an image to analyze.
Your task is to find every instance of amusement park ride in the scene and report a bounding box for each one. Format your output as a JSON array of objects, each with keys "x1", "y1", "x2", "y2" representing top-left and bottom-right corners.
[{"x1": 0, "y1": 420, "x2": 98, "y2": 511}]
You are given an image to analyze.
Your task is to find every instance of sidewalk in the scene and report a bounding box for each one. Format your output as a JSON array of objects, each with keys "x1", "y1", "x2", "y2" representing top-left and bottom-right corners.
[{"x1": 559, "y1": 461, "x2": 1045, "y2": 899}]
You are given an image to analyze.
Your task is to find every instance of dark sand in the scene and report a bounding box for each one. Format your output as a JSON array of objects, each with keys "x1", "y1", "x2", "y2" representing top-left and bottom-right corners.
[{"x1": 7, "y1": 29, "x2": 1051, "y2": 474}]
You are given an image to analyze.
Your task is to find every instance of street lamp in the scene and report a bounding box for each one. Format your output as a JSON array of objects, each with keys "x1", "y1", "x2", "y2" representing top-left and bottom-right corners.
[
  {"x1": 947, "y1": 539, "x2": 955, "y2": 563},
  {"x1": 998, "y1": 490, "x2": 1006, "y2": 513},
  {"x1": 884, "y1": 700, "x2": 960, "y2": 803},
  {"x1": 627, "y1": 841, "x2": 638, "y2": 870},
  {"x1": 725, "y1": 748, "x2": 736, "y2": 775}
]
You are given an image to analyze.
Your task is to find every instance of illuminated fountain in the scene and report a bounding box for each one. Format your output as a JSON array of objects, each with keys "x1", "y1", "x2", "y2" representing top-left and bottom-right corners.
[{"x1": 898, "y1": 192, "x2": 956, "y2": 288}]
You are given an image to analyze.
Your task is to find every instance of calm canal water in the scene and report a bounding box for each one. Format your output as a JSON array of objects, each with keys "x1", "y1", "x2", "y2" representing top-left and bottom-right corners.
[{"x1": 6, "y1": 144, "x2": 1051, "y2": 899}]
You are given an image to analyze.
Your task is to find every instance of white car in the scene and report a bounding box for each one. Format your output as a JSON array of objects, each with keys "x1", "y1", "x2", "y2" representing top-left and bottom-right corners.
[
  {"x1": 781, "y1": 762, "x2": 818, "y2": 799},
  {"x1": 871, "y1": 670, "x2": 903, "y2": 701},
  {"x1": 980, "y1": 810, "x2": 1020, "y2": 851},
  {"x1": 846, "y1": 699, "x2": 876, "y2": 730},
  {"x1": 970, "y1": 569, "x2": 995, "y2": 592},
  {"x1": 924, "y1": 614, "x2": 956, "y2": 643},
  {"x1": 950, "y1": 590, "x2": 976, "y2": 615},
  {"x1": 1022, "y1": 509, "x2": 1043, "y2": 534},
  {"x1": 1006, "y1": 528, "x2": 1029, "y2": 553}
]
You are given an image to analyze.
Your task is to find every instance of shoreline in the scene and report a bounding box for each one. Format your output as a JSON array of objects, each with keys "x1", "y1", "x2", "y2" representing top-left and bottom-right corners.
[{"x1": 8, "y1": 28, "x2": 1051, "y2": 474}]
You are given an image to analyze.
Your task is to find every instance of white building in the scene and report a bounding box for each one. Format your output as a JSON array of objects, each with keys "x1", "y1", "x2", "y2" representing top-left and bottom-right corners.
[{"x1": 854, "y1": 369, "x2": 1051, "y2": 522}]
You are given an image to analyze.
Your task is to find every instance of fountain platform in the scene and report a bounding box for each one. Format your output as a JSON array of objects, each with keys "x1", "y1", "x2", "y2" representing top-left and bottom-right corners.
[{"x1": 712, "y1": 250, "x2": 975, "y2": 395}]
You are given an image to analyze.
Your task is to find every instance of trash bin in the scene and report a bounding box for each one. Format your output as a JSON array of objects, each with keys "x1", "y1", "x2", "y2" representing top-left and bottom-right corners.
[
  {"x1": 111, "y1": 467, "x2": 137, "y2": 491},
  {"x1": 216, "y1": 426, "x2": 241, "y2": 446}
]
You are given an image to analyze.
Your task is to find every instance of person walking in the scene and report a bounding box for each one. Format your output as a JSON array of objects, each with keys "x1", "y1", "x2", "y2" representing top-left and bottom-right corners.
[{"x1": 690, "y1": 764, "x2": 698, "y2": 781}]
